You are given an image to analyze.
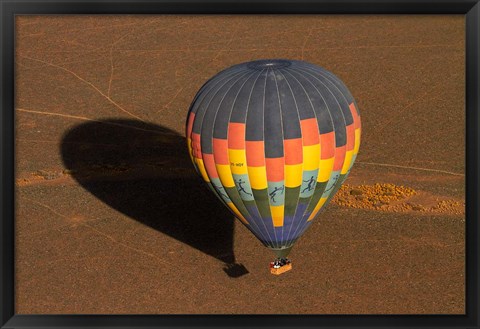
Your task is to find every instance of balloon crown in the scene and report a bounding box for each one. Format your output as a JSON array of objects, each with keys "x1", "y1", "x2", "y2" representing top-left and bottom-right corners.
[{"x1": 247, "y1": 59, "x2": 292, "y2": 70}]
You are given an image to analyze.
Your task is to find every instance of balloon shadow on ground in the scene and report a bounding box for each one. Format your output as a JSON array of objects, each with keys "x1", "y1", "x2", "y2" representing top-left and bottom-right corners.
[{"x1": 60, "y1": 119, "x2": 248, "y2": 278}]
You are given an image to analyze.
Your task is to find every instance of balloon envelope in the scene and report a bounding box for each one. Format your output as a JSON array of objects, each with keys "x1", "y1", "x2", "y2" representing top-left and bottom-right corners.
[{"x1": 186, "y1": 59, "x2": 361, "y2": 257}]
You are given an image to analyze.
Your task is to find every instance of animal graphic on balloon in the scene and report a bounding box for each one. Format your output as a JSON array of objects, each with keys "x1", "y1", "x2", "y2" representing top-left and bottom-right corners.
[{"x1": 186, "y1": 59, "x2": 361, "y2": 275}]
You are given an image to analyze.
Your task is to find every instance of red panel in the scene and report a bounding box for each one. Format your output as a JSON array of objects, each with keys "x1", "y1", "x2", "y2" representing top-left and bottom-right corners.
[
  {"x1": 213, "y1": 138, "x2": 229, "y2": 165},
  {"x1": 266, "y1": 157, "x2": 285, "y2": 182},
  {"x1": 320, "y1": 132, "x2": 335, "y2": 159},
  {"x1": 246, "y1": 141, "x2": 265, "y2": 167},
  {"x1": 333, "y1": 145, "x2": 346, "y2": 171},
  {"x1": 284, "y1": 138, "x2": 303, "y2": 165},
  {"x1": 300, "y1": 118, "x2": 320, "y2": 146},
  {"x1": 203, "y1": 153, "x2": 218, "y2": 178},
  {"x1": 228, "y1": 122, "x2": 246, "y2": 149},
  {"x1": 186, "y1": 112, "x2": 195, "y2": 138},
  {"x1": 191, "y1": 133, "x2": 202, "y2": 159},
  {"x1": 346, "y1": 124, "x2": 355, "y2": 150}
]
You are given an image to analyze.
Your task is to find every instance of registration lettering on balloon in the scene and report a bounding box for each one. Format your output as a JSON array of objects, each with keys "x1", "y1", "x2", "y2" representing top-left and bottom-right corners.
[{"x1": 186, "y1": 59, "x2": 361, "y2": 273}]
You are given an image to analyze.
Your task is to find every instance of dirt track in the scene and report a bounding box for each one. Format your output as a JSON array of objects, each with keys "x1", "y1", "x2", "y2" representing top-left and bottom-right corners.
[{"x1": 15, "y1": 15, "x2": 465, "y2": 314}]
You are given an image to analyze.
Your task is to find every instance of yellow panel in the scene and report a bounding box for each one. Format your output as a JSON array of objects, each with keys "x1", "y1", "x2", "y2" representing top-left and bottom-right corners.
[
  {"x1": 285, "y1": 164, "x2": 303, "y2": 188},
  {"x1": 247, "y1": 166, "x2": 268, "y2": 190},
  {"x1": 270, "y1": 205, "x2": 284, "y2": 227},
  {"x1": 228, "y1": 149, "x2": 248, "y2": 175},
  {"x1": 354, "y1": 128, "x2": 361, "y2": 154},
  {"x1": 308, "y1": 197, "x2": 327, "y2": 221},
  {"x1": 227, "y1": 202, "x2": 248, "y2": 224},
  {"x1": 318, "y1": 158, "x2": 334, "y2": 182},
  {"x1": 216, "y1": 164, "x2": 235, "y2": 188},
  {"x1": 194, "y1": 158, "x2": 210, "y2": 182},
  {"x1": 303, "y1": 144, "x2": 321, "y2": 171},
  {"x1": 341, "y1": 150, "x2": 354, "y2": 174},
  {"x1": 187, "y1": 138, "x2": 194, "y2": 162}
]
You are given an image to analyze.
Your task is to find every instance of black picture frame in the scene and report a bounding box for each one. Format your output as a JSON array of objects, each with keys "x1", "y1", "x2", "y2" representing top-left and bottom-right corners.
[{"x1": 1, "y1": 1, "x2": 478, "y2": 328}]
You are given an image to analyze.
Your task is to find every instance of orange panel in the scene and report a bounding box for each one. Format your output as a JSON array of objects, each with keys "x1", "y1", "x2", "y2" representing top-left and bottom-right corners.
[
  {"x1": 284, "y1": 138, "x2": 303, "y2": 165},
  {"x1": 213, "y1": 138, "x2": 229, "y2": 165},
  {"x1": 191, "y1": 133, "x2": 202, "y2": 159},
  {"x1": 320, "y1": 132, "x2": 335, "y2": 159},
  {"x1": 300, "y1": 118, "x2": 320, "y2": 146},
  {"x1": 333, "y1": 145, "x2": 346, "y2": 171},
  {"x1": 266, "y1": 157, "x2": 285, "y2": 182},
  {"x1": 246, "y1": 141, "x2": 265, "y2": 167},
  {"x1": 228, "y1": 122, "x2": 246, "y2": 149},
  {"x1": 349, "y1": 103, "x2": 361, "y2": 130},
  {"x1": 202, "y1": 153, "x2": 218, "y2": 178},
  {"x1": 346, "y1": 124, "x2": 355, "y2": 150}
]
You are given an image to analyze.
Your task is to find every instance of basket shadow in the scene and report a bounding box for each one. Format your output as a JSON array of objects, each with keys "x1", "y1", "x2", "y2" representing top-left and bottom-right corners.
[{"x1": 60, "y1": 119, "x2": 248, "y2": 277}]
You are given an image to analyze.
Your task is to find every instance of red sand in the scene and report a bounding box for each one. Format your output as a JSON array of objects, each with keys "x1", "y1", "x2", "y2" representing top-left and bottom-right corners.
[{"x1": 15, "y1": 15, "x2": 464, "y2": 314}]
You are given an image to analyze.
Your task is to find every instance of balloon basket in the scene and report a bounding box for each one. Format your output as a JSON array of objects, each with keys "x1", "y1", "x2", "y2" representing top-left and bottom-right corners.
[{"x1": 269, "y1": 258, "x2": 292, "y2": 275}]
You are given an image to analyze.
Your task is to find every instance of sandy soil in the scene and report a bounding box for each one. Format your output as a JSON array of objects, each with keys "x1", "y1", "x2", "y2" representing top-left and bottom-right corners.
[{"x1": 14, "y1": 15, "x2": 465, "y2": 314}]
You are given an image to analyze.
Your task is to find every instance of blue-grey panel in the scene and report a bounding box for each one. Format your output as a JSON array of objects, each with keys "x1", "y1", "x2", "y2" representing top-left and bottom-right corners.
[
  {"x1": 245, "y1": 69, "x2": 268, "y2": 141},
  {"x1": 264, "y1": 69, "x2": 284, "y2": 158}
]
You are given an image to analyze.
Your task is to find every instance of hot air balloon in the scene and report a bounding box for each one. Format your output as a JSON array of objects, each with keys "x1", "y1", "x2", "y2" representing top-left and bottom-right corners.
[{"x1": 186, "y1": 59, "x2": 361, "y2": 274}]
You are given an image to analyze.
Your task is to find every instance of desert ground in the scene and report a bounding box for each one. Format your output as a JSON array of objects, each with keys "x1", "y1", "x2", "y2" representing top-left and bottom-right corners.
[{"x1": 15, "y1": 15, "x2": 465, "y2": 314}]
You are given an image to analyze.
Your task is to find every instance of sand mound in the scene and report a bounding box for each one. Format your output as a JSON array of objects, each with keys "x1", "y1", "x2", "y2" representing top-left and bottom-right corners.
[
  {"x1": 333, "y1": 183, "x2": 416, "y2": 210},
  {"x1": 332, "y1": 183, "x2": 464, "y2": 215}
]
